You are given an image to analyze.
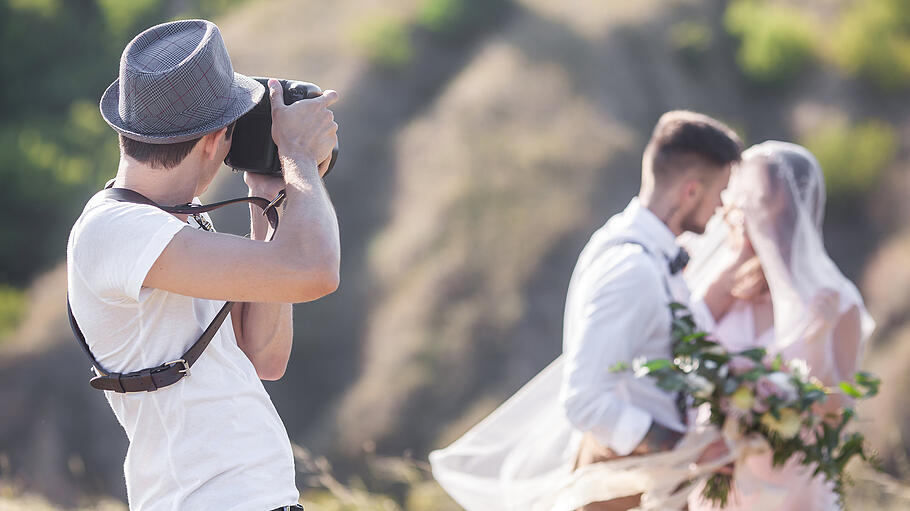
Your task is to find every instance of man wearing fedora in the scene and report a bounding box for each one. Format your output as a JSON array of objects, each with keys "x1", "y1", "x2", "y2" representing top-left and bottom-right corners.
[{"x1": 66, "y1": 19, "x2": 339, "y2": 510}]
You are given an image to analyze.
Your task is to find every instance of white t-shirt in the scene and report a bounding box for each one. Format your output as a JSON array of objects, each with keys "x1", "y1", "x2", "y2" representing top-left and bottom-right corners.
[{"x1": 66, "y1": 193, "x2": 299, "y2": 511}]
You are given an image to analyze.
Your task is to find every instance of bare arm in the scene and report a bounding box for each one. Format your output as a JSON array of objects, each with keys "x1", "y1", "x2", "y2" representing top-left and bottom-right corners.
[
  {"x1": 230, "y1": 172, "x2": 301, "y2": 380},
  {"x1": 143, "y1": 82, "x2": 341, "y2": 305},
  {"x1": 804, "y1": 302, "x2": 862, "y2": 415}
]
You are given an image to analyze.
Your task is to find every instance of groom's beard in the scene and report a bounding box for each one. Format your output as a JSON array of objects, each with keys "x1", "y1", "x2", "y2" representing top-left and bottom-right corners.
[{"x1": 680, "y1": 208, "x2": 707, "y2": 235}]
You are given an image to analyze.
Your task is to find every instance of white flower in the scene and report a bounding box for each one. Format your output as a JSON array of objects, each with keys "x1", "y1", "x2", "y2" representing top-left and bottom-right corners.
[
  {"x1": 766, "y1": 372, "x2": 799, "y2": 402},
  {"x1": 787, "y1": 359, "x2": 811, "y2": 382},
  {"x1": 686, "y1": 373, "x2": 716, "y2": 399},
  {"x1": 674, "y1": 356, "x2": 699, "y2": 373},
  {"x1": 632, "y1": 357, "x2": 648, "y2": 377}
]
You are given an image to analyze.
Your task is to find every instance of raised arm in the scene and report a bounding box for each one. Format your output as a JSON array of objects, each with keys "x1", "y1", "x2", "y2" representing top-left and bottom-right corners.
[{"x1": 143, "y1": 80, "x2": 341, "y2": 304}]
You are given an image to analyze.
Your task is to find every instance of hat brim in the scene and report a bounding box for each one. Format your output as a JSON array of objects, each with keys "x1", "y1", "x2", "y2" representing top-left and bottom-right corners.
[{"x1": 99, "y1": 72, "x2": 265, "y2": 144}]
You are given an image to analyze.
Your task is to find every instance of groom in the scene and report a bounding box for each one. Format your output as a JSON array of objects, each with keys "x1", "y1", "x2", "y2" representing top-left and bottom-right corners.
[{"x1": 560, "y1": 111, "x2": 743, "y2": 510}]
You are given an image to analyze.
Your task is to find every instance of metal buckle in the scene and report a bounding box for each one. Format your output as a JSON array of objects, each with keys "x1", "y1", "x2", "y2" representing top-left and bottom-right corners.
[
  {"x1": 163, "y1": 359, "x2": 191, "y2": 377},
  {"x1": 262, "y1": 189, "x2": 286, "y2": 215}
]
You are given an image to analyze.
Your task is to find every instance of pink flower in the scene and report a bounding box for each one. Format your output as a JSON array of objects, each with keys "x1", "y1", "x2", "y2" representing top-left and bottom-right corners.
[
  {"x1": 756, "y1": 372, "x2": 798, "y2": 402},
  {"x1": 729, "y1": 356, "x2": 757, "y2": 376}
]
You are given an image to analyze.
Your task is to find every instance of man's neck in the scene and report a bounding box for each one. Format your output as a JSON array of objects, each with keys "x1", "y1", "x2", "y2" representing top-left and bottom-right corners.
[
  {"x1": 111, "y1": 157, "x2": 210, "y2": 223},
  {"x1": 639, "y1": 191, "x2": 683, "y2": 237},
  {"x1": 113, "y1": 157, "x2": 202, "y2": 209}
]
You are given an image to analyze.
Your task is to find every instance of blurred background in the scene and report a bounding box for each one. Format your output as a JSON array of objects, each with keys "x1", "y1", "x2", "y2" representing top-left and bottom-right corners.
[{"x1": 2, "y1": 0, "x2": 910, "y2": 509}]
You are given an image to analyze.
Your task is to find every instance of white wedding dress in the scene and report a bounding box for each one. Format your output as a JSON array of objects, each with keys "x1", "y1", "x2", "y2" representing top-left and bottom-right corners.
[
  {"x1": 684, "y1": 141, "x2": 875, "y2": 511},
  {"x1": 430, "y1": 142, "x2": 875, "y2": 511}
]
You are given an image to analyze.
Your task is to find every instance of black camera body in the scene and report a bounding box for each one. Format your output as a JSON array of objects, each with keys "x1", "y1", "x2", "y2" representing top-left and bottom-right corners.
[{"x1": 225, "y1": 78, "x2": 339, "y2": 176}]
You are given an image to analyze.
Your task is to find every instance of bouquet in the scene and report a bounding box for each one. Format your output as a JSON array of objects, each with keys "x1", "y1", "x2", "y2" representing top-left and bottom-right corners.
[{"x1": 613, "y1": 303, "x2": 880, "y2": 508}]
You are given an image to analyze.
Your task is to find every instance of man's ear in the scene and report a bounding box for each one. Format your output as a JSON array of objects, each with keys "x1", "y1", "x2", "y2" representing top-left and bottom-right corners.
[
  {"x1": 200, "y1": 127, "x2": 228, "y2": 160},
  {"x1": 682, "y1": 177, "x2": 703, "y2": 202}
]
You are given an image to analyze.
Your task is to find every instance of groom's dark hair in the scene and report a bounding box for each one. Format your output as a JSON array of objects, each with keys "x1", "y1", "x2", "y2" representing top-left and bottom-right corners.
[{"x1": 643, "y1": 111, "x2": 743, "y2": 183}]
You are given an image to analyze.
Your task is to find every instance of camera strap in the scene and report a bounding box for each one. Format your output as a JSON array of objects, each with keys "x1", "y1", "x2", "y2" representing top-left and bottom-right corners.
[{"x1": 67, "y1": 184, "x2": 286, "y2": 393}]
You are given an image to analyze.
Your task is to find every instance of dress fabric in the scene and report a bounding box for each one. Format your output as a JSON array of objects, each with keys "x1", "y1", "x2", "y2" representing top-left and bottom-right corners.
[
  {"x1": 430, "y1": 198, "x2": 710, "y2": 510},
  {"x1": 683, "y1": 141, "x2": 875, "y2": 511},
  {"x1": 686, "y1": 302, "x2": 840, "y2": 511}
]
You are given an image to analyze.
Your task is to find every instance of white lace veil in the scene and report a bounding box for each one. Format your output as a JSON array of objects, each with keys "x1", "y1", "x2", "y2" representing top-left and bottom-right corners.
[{"x1": 685, "y1": 141, "x2": 874, "y2": 373}]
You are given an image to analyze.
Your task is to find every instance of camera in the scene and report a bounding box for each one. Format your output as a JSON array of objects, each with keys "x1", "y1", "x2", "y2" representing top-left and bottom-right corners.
[{"x1": 225, "y1": 78, "x2": 339, "y2": 176}]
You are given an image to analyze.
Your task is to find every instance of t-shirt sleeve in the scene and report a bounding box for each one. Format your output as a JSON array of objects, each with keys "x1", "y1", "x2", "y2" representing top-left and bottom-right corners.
[{"x1": 71, "y1": 200, "x2": 188, "y2": 302}]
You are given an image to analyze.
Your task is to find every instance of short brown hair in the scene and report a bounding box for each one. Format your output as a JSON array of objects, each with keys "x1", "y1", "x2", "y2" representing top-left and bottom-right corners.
[
  {"x1": 119, "y1": 122, "x2": 236, "y2": 169},
  {"x1": 643, "y1": 111, "x2": 743, "y2": 180}
]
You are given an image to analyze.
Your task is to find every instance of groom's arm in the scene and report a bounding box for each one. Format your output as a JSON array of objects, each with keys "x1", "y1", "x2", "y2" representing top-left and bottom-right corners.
[{"x1": 560, "y1": 248, "x2": 684, "y2": 456}]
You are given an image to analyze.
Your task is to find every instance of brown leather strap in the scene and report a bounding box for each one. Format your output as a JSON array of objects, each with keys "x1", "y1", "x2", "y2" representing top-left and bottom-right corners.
[{"x1": 68, "y1": 185, "x2": 284, "y2": 393}]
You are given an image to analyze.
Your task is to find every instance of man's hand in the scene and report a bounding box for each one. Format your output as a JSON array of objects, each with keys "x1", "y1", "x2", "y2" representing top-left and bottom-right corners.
[
  {"x1": 267, "y1": 78, "x2": 338, "y2": 179},
  {"x1": 637, "y1": 422, "x2": 684, "y2": 454},
  {"x1": 697, "y1": 438, "x2": 734, "y2": 475}
]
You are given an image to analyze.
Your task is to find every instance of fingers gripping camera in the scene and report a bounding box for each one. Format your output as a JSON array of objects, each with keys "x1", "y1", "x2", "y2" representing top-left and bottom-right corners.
[{"x1": 225, "y1": 78, "x2": 340, "y2": 176}]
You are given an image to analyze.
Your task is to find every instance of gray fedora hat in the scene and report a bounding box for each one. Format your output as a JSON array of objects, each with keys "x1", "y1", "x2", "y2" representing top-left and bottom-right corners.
[{"x1": 100, "y1": 19, "x2": 264, "y2": 144}]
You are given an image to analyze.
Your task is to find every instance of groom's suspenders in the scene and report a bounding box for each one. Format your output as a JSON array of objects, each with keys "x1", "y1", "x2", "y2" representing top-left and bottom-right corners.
[
  {"x1": 603, "y1": 237, "x2": 690, "y2": 421},
  {"x1": 602, "y1": 238, "x2": 675, "y2": 303}
]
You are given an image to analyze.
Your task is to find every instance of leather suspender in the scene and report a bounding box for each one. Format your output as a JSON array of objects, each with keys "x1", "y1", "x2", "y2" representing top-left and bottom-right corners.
[{"x1": 67, "y1": 185, "x2": 285, "y2": 393}]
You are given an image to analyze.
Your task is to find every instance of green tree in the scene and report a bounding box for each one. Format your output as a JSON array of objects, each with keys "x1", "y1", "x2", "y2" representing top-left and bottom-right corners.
[
  {"x1": 801, "y1": 120, "x2": 898, "y2": 203},
  {"x1": 724, "y1": 0, "x2": 817, "y2": 86},
  {"x1": 833, "y1": 0, "x2": 910, "y2": 92}
]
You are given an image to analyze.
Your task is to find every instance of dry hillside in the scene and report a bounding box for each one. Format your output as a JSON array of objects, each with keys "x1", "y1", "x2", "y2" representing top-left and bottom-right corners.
[{"x1": 2, "y1": 0, "x2": 910, "y2": 508}]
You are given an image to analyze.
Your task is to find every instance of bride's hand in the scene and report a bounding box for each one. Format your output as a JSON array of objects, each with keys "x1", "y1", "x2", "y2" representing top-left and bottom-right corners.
[{"x1": 731, "y1": 256, "x2": 769, "y2": 302}]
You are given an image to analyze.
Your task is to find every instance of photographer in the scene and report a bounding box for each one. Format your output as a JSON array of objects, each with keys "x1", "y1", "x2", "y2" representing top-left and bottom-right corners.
[{"x1": 66, "y1": 19, "x2": 338, "y2": 510}]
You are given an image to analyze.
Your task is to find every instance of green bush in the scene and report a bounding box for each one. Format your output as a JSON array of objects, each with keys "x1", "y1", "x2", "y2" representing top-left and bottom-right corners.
[
  {"x1": 724, "y1": 0, "x2": 817, "y2": 86},
  {"x1": 670, "y1": 21, "x2": 712, "y2": 64},
  {"x1": 833, "y1": 0, "x2": 910, "y2": 92},
  {"x1": 0, "y1": 284, "x2": 26, "y2": 341},
  {"x1": 0, "y1": 0, "x2": 249, "y2": 289},
  {"x1": 801, "y1": 120, "x2": 898, "y2": 202},
  {"x1": 417, "y1": 0, "x2": 467, "y2": 34},
  {"x1": 352, "y1": 16, "x2": 414, "y2": 70},
  {"x1": 416, "y1": 0, "x2": 508, "y2": 40}
]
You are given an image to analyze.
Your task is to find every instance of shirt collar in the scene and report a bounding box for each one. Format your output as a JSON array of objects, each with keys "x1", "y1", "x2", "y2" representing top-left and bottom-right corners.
[{"x1": 624, "y1": 197, "x2": 680, "y2": 259}]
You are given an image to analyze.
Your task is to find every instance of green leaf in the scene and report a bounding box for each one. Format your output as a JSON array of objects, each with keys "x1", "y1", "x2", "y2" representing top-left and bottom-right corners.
[
  {"x1": 681, "y1": 332, "x2": 710, "y2": 343},
  {"x1": 738, "y1": 348, "x2": 767, "y2": 361},
  {"x1": 741, "y1": 368, "x2": 765, "y2": 381},
  {"x1": 854, "y1": 371, "x2": 881, "y2": 397},
  {"x1": 643, "y1": 359, "x2": 673, "y2": 372},
  {"x1": 771, "y1": 354, "x2": 784, "y2": 371},
  {"x1": 838, "y1": 381, "x2": 863, "y2": 398},
  {"x1": 609, "y1": 361, "x2": 629, "y2": 373}
]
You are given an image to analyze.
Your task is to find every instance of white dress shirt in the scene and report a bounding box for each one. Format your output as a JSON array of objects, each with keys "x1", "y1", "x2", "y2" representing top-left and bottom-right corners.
[{"x1": 560, "y1": 197, "x2": 709, "y2": 456}]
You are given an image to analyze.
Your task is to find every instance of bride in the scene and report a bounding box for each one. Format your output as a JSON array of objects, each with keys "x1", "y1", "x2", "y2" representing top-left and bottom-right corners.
[
  {"x1": 684, "y1": 141, "x2": 875, "y2": 510},
  {"x1": 429, "y1": 141, "x2": 874, "y2": 511}
]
